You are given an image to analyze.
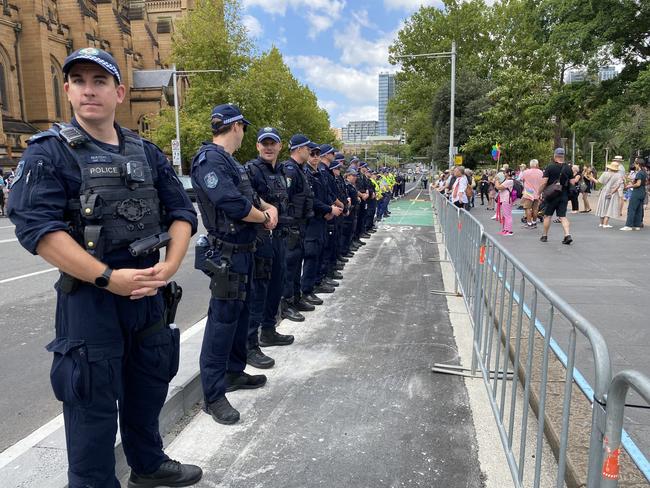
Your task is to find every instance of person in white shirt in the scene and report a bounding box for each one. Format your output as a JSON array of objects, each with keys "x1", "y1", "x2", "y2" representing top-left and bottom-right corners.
[{"x1": 451, "y1": 166, "x2": 468, "y2": 208}]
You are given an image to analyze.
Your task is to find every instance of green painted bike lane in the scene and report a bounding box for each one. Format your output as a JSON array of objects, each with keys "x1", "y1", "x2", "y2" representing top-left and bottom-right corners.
[{"x1": 381, "y1": 196, "x2": 434, "y2": 227}]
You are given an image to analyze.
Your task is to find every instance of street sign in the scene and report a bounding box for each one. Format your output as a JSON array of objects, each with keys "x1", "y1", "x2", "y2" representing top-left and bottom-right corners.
[
  {"x1": 454, "y1": 155, "x2": 463, "y2": 166},
  {"x1": 171, "y1": 138, "x2": 181, "y2": 166}
]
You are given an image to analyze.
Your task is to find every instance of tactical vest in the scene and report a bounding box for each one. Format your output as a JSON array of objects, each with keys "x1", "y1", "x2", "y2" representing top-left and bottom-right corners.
[
  {"x1": 285, "y1": 160, "x2": 313, "y2": 222},
  {"x1": 247, "y1": 159, "x2": 290, "y2": 225},
  {"x1": 29, "y1": 123, "x2": 163, "y2": 257},
  {"x1": 193, "y1": 144, "x2": 260, "y2": 236}
]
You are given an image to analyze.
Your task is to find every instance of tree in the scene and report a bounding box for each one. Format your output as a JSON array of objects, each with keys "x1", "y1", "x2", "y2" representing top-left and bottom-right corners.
[{"x1": 227, "y1": 47, "x2": 336, "y2": 163}]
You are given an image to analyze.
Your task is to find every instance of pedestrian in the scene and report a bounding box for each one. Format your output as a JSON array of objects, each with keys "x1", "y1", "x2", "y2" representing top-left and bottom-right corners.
[
  {"x1": 245, "y1": 127, "x2": 296, "y2": 370},
  {"x1": 7, "y1": 48, "x2": 202, "y2": 488},
  {"x1": 191, "y1": 103, "x2": 279, "y2": 425},
  {"x1": 539, "y1": 148, "x2": 577, "y2": 244},
  {"x1": 592, "y1": 160, "x2": 623, "y2": 228},
  {"x1": 495, "y1": 169, "x2": 514, "y2": 235},
  {"x1": 479, "y1": 172, "x2": 489, "y2": 205},
  {"x1": 520, "y1": 159, "x2": 544, "y2": 228},
  {"x1": 579, "y1": 164, "x2": 593, "y2": 213},
  {"x1": 568, "y1": 165, "x2": 582, "y2": 213},
  {"x1": 620, "y1": 157, "x2": 647, "y2": 231},
  {"x1": 450, "y1": 166, "x2": 468, "y2": 208},
  {"x1": 614, "y1": 156, "x2": 627, "y2": 216}
]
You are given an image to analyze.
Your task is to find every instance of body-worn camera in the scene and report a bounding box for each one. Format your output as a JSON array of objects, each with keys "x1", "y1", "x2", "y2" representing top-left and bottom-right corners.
[{"x1": 125, "y1": 161, "x2": 146, "y2": 184}]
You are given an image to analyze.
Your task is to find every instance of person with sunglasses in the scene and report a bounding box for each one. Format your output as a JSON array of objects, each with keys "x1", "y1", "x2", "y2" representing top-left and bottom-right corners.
[{"x1": 191, "y1": 104, "x2": 279, "y2": 425}]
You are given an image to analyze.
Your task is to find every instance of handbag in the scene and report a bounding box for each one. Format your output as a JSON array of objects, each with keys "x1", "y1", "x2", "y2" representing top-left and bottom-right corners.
[{"x1": 542, "y1": 180, "x2": 562, "y2": 199}]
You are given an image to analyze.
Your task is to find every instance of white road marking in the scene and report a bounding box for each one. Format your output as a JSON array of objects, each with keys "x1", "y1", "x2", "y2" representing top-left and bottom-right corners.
[
  {"x1": 0, "y1": 267, "x2": 58, "y2": 284},
  {"x1": 0, "y1": 224, "x2": 15, "y2": 229},
  {"x1": 0, "y1": 316, "x2": 208, "y2": 468},
  {"x1": 0, "y1": 238, "x2": 18, "y2": 244}
]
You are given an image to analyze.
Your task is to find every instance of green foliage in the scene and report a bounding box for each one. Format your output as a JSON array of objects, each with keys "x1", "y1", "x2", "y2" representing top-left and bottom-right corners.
[
  {"x1": 146, "y1": 0, "x2": 332, "y2": 171},
  {"x1": 388, "y1": 0, "x2": 650, "y2": 168}
]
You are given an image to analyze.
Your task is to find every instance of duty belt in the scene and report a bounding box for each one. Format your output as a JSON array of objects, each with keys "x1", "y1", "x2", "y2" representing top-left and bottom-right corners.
[{"x1": 207, "y1": 235, "x2": 257, "y2": 255}]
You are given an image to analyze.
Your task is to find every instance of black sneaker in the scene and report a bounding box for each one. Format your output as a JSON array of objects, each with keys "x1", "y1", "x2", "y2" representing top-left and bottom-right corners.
[
  {"x1": 259, "y1": 329, "x2": 294, "y2": 347},
  {"x1": 128, "y1": 459, "x2": 203, "y2": 488},
  {"x1": 314, "y1": 283, "x2": 335, "y2": 294},
  {"x1": 303, "y1": 293, "x2": 323, "y2": 305},
  {"x1": 328, "y1": 271, "x2": 343, "y2": 280},
  {"x1": 540, "y1": 235, "x2": 548, "y2": 242},
  {"x1": 247, "y1": 346, "x2": 275, "y2": 369},
  {"x1": 293, "y1": 297, "x2": 315, "y2": 311},
  {"x1": 226, "y1": 371, "x2": 267, "y2": 392},
  {"x1": 562, "y1": 234, "x2": 573, "y2": 245},
  {"x1": 203, "y1": 396, "x2": 240, "y2": 425}
]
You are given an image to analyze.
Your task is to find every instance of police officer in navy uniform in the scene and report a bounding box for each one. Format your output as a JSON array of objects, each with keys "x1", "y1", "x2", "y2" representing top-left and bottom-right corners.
[
  {"x1": 341, "y1": 167, "x2": 360, "y2": 255},
  {"x1": 316, "y1": 144, "x2": 343, "y2": 289},
  {"x1": 328, "y1": 153, "x2": 347, "y2": 283},
  {"x1": 361, "y1": 163, "x2": 377, "y2": 234},
  {"x1": 353, "y1": 160, "x2": 371, "y2": 241},
  {"x1": 191, "y1": 103, "x2": 278, "y2": 425},
  {"x1": 245, "y1": 127, "x2": 295, "y2": 369},
  {"x1": 302, "y1": 142, "x2": 341, "y2": 297},
  {"x1": 281, "y1": 136, "x2": 322, "y2": 314},
  {"x1": 7, "y1": 48, "x2": 202, "y2": 488}
]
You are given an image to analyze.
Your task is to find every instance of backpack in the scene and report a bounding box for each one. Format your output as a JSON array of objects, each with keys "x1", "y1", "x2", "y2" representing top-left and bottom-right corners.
[
  {"x1": 511, "y1": 179, "x2": 523, "y2": 202},
  {"x1": 465, "y1": 176, "x2": 474, "y2": 198}
]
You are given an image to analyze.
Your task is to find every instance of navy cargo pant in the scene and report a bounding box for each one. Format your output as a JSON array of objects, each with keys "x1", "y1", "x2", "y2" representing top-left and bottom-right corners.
[
  {"x1": 200, "y1": 251, "x2": 253, "y2": 404},
  {"x1": 365, "y1": 199, "x2": 377, "y2": 230},
  {"x1": 248, "y1": 231, "x2": 286, "y2": 347},
  {"x1": 302, "y1": 219, "x2": 326, "y2": 294},
  {"x1": 319, "y1": 222, "x2": 337, "y2": 281},
  {"x1": 47, "y1": 282, "x2": 179, "y2": 488},
  {"x1": 283, "y1": 225, "x2": 304, "y2": 301}
]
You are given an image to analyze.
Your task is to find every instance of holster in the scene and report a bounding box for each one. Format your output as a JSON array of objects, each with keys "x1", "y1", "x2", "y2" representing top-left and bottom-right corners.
[
  {"x1": 205, "y1": 259, "x2": 248, "y2": 301},
  {"x1": 254, "y1": 255, "x2": 273, "y2": 281},
  {"x1": 57, "y1": 272, "x2": 80, "y2": 295},
  {"x1": 286, "y1": 227, "x2": 302, "y2": 250}
]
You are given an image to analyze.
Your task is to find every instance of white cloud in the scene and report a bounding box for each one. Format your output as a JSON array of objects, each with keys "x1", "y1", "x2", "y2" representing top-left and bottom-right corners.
[
  {"x1": 287, "y1": 55, "x2": 378, "y2": 103},
  {"x1": 351, "y1": 9, "x2": 375, "y2": 29},
  {"x1": 383, "y1": 0, "x2": 443, "y2": 11},
  {"x1": 334, "y1": 24, "x2": 394, "y2": 67},
  {"x1": 242, "y1": 15, "x2": 263, "y2": 38},
  {"x1": 243, "y1": 0, "x2": 345, "y2": 37},
  {"x1": 318, "y1": 99, "x2": 339, "y2": 113},
  {"x1": 334, "y1": 105, "x2": 378, "y2": 127}
]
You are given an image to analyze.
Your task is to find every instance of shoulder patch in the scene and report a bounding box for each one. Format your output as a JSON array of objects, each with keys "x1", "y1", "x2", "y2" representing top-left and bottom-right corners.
[
  {"x1": 204, "y1": 171, "x2": 219, "y2": 189},
  {"x1": 9, "y1": 160, "x2": 25, "y2": 188}
]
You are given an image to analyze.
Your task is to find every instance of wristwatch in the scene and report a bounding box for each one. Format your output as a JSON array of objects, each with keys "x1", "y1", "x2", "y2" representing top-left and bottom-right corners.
[{"x1": 94, "y1": 267, "x2": 113, "y2": 288}]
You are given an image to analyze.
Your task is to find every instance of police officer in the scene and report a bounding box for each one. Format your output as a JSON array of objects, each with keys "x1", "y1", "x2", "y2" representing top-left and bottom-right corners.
[
  {"x1": 280, "y1": 135, "x2": 320, "y2": 320},
  {"x1": 192, "y1": 104, "x2": 278, "y2": 425},
  {"x1": 245, "y1": 127, "x2": 294, "y2": 370},
  {"x1": 7, "y1": 48, "x2": 201, "y2": 488},
  {"x1": 360, "y1": 163, "x2": 377, "y2": 234},
  {"x1": 341, "y1": 167, "x2": 360, "y2": 256},
  {"x1": 302, "y1": 142, "x2": 341, "y2": 297},
  {"x1": 316, "y1": 145, "x2": 343, "y2": 288},
  {"x1": 327, "y1": 153, "x2": 347, "y2": 283}
]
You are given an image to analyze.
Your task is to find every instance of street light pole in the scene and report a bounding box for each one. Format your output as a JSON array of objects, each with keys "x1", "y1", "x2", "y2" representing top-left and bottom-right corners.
[
  {"x1": 589, "y1": 141, "x2": 595, "y2": 166},
  {"x1": 449, "y1": 40, "x2": 456, "y2": 170},
  {"x1": 393, "y1": 41, "x2": 457, "y2": 170}
]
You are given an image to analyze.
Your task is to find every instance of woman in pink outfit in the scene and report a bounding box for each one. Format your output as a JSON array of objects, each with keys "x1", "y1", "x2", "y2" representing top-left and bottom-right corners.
[{"x1": 495, "y1": 169, "x2": 514, "y2": 235}]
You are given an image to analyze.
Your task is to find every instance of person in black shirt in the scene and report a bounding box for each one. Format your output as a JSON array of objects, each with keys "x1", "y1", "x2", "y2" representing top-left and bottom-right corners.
[
  {"x1": 539, "y1": 148, "x2": 578, "y2": 244},
  {"x1": 621, "y1": 157, "x2": 647, "y2": 230}
]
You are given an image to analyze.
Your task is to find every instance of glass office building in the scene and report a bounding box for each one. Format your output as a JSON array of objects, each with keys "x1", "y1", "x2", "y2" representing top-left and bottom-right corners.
[{"x1": 378, "y1": 72, "x2": 396, "y2": 136}]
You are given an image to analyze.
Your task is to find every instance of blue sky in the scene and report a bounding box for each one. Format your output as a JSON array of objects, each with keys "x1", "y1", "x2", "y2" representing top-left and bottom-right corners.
[{"x1": 240, "y1": 0, "x2": 445, "y2": 128}]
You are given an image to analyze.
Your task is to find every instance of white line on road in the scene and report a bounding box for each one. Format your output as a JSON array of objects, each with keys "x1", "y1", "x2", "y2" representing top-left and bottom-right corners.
[
  {"x1": 0, "y1": 267, "x2": 58, "y2": 284},
  {"x1": 0, "y1": 316, "x2": 208, "y2": 469},
  {"x1": 0, "y1": 224, "x2": 15, "y2": 229},
  {"x1": 0, "y1": 238, "x2": 18, "y2": 244}
]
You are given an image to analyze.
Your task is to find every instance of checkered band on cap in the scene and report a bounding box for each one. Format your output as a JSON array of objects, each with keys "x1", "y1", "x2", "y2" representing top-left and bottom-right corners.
[{"x1": 68, "y1": 54, "x2": 121, "y2": 84}]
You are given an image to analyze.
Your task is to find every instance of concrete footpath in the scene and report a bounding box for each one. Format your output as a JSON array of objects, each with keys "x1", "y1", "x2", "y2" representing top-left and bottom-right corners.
[{"x1": 157, "y1": 196, "x2": 490, "y2": 488}]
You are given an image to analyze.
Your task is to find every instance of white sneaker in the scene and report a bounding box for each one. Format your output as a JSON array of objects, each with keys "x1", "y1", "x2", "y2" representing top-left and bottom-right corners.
[
  {"x1": 620, "y1": 226, "x2": 633, "y2": 231},
  {"x1": 598, "y1": 224, "x2": 603, "y2": 227},
  {"x1": 633, "y1": 227, "x2": 642, "y2": 231},
  {"x1": 603, "y1": 224, "x2": 613, "y2": 228}
]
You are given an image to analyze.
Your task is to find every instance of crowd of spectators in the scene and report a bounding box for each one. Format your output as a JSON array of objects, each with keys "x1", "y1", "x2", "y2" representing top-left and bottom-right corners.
[
  {"x1": 433, "y1": 152, "x2": 650, "y2": 242},
  {"x1": 0, "y1": 169, "x2": 14, "y2": 217}
]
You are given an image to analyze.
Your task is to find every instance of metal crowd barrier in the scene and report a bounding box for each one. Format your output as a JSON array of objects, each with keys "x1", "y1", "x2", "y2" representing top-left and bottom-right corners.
[{"x1": 429, "y1": 189, "x2": 650, "y2": 488}]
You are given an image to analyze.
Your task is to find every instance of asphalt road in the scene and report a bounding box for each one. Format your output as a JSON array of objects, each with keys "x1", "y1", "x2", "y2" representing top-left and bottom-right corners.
[{"x1": 0, "y1": 210, "x2": 211, "y2": 453}]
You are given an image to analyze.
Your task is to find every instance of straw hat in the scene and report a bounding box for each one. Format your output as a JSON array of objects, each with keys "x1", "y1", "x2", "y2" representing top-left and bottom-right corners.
[
  {"x1": 606, "y1": 161, "x2": 620, "y2": 171},
  {"x1": 612, "y1": 155, "x2": 624, "y2": 162}
]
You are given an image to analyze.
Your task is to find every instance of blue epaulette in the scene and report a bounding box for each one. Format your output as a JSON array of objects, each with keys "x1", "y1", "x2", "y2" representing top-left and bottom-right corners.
[{"x1": 28, "y1": 128, "x2": 60, "y2": 145}]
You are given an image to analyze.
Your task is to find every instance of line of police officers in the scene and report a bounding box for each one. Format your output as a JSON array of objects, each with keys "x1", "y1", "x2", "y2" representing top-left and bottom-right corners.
[{"x1": 7, "y1": 48, "x2": 398, "y2": 488}]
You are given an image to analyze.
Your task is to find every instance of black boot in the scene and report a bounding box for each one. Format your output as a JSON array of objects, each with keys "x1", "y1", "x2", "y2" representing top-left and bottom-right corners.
[
  {"x1": 293, "y1": 296, "x2": 316, "y2": 311},
  {"x1": 323, "y1": 277, "x2": 339, "y2": 287},
  {"x1": 259, "y1": 328, "x2": 295, "y2": 347},
  {"x1": 128, "y1": 459, "x2": 203, "y2": 488},
  {"x1": 280, "y1": 298, "x2": 305, "y2": 322},
  {"x1": 303, "y1": 292, "x2": 323, "y2": 305},
  {"x1": 314, "y1": 283, "x2": 335, "y2": 294},
  {"x1": 361, "y1": 232, "x2": 371, "y2": 238},
  {"x1": 334, "y1": 263, "x2": 345, "y2": 270},
  {"x1": 247, "y1": 345, "x2": 275, "y2": 369},
  {"x1": 203, "y1": 396, "x2": 240, "y2": 425},
  {"x1": 226, "y1": 371, "x2": 267, "y2": 392},
  {"x1": 344, "y1": 251, "x2": 355, "y2": 258},
  {"x1": 328, "y1": 270, "x2": 343, "y2": 280},
  {"x1": 338, "y1": 256, "x2": 349, "y2": 263}
]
